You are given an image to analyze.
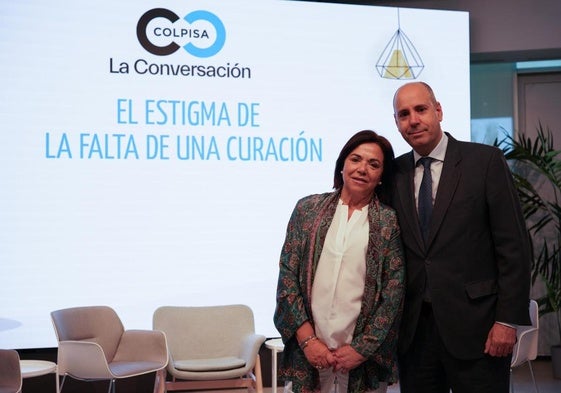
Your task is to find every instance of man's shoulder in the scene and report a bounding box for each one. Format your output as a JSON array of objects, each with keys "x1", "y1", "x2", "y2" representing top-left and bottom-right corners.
[
  {"x1": 393, "y1": 134, "x2": 504, "y2": 166},
  {"x1": 448, "y1": 134, "x2": 501, "y2": 155},
  {"x1": 394, "y1": 151, "x2": 413, "y2": 172},
  {"x1": 450, "y1": 138, "x2": 504, "y2": 164},
  {"x1": 395, "y1": 151, "x2": 411, "y2": 161}
]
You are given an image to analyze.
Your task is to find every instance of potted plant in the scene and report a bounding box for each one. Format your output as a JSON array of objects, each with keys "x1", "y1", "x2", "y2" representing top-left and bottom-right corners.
[{"x1": 496, "y1": 123, "x2": 561, "y2": 378}]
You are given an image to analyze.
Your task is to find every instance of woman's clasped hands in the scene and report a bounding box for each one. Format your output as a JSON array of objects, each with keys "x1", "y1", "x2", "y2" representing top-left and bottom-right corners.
[{"x1": 302, "y1": 338, "x2": 366, "y2": 374}]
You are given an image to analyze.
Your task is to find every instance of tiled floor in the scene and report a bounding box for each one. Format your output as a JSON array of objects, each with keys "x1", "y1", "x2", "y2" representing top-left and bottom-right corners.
[
  {"x1": 177, "y1": 357, "x2": 561, "y2": 393},
  {"x1": 383, "y1": 357, "x2": 561, "y2": 393},
  {"x1": 266, "y1": 358, "x2": 561, "y2": 393},
  {"x1": 510, "y1": 357, "x2": 561, "y2": 393},
  {"x1": 20, "y1": 355, "x2": 558, "y2": 392}
]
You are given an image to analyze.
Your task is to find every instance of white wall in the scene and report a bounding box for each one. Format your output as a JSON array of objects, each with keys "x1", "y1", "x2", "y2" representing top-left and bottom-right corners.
[{"x1": 310, "y1": 0, "x2": 561, "y2": 62}]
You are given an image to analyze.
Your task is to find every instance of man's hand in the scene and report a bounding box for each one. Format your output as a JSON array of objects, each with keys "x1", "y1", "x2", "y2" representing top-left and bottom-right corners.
[{"x1": 484, "y1": 322, "x2": 517, "y2": 357}]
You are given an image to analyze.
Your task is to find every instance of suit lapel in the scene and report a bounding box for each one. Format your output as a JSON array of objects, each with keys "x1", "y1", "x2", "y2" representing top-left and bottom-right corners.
[
  {"x1": 396, "y1": 152, "x2": 426, "y2": 251},
  {"x1": 426, "y1": 136, "x2": 462, "y2": 248}
]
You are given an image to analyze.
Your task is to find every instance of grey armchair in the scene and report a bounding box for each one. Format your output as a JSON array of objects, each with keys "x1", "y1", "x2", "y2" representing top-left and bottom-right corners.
[
  {"x1": 153, "y1": 304, "x2": 265, "y2": 393},
  {"x1": 51, "y1": 305, "x2": 168, "y2": 393},
  {"x1": 0, "y1": 349, "x2": 22, "y2": 393}
]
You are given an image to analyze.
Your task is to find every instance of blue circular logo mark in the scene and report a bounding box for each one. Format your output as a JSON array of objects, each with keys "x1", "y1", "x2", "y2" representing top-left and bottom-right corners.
[{"x1": 183, "y1": 10, "x2": 225, "y2": 58}]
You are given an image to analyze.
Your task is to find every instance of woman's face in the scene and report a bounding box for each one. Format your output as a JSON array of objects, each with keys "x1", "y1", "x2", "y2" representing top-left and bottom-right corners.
[{"x1": 341, "y1": 142, "x2": 384, "y2": 199}]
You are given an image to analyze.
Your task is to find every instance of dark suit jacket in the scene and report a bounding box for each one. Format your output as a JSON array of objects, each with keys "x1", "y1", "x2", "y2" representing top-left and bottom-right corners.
[{"x1": 391, "y1": 133, "x2": 531, "y2": 360}]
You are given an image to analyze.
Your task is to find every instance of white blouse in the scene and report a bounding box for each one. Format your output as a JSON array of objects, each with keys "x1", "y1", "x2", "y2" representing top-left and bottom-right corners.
[{"x1": 311, "y1": 199, "x2": 369, "y2": 350}]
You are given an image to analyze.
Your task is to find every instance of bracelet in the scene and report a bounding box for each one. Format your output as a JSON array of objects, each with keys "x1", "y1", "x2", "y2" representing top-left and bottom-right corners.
[{"x1": 299, "y1": 334, "x2": 317, "y2": 349}]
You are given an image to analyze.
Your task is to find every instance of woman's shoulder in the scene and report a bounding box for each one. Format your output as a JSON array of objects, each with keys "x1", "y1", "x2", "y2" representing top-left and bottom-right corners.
[
  {"x1": 296, "y1": 191, "x2": 336, "y2": 207},
  {"x1": 375, "y1": 200, "x2": 399, "y2": 222}
]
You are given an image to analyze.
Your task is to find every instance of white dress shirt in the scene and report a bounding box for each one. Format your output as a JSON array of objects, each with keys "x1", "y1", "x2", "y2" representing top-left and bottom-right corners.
[{"x1": 413, "y1": 133, "x2": 448, "y2": 211}]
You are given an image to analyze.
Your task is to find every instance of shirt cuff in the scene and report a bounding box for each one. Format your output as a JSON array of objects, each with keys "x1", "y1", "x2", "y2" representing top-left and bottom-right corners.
[{"x1": 496, "y1": 321, "x2": 517, "y2": 329}]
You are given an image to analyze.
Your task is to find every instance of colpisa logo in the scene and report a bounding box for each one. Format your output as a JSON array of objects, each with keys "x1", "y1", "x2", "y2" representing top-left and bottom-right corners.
[{"x1": 137, "y1": 8, "x2": 226, "y2": 58}]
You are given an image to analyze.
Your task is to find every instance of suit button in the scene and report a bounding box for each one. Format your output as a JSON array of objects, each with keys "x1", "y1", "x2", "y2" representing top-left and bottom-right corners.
[{"x1": 425, "y1": 259, "x2": 431, "y2": 265}]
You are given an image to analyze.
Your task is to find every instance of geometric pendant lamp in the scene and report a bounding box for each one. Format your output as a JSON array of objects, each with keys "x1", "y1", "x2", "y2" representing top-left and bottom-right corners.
[{"x1": 376, "y1": 9, "x2": 424, "y2": 80}]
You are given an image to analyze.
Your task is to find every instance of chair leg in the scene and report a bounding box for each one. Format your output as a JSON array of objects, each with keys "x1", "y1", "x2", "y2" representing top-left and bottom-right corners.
[
  {"x1": 153, "y1": 369, "x2": 166, "y2": 393},
  {"x1": 255, "y1": 354, "x2": 263, "y2": 393},
  {"x1": 55, "y1": 372, "x2": 60, "y2": 393},
  {"x1": 59, "y1": 375, "x2": 67, "y2": 393},
  {"x1": 510, "y1": 368, "x2": 514, "y2": 393},
  {"x1": 511, "y1": 361, "x2": 540, "y2": 393},
  {"x1": 108, "y1": 379, "x2": 115, "y2": 393},
  {"x1": 527, "y1": 360, "x2": 539, "y2": 393}
]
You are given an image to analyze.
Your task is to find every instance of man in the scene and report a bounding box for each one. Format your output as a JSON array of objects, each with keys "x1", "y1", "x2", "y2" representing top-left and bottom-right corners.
[{"x1": 390, "y1": 81, "x2": 531, "y2": 393}]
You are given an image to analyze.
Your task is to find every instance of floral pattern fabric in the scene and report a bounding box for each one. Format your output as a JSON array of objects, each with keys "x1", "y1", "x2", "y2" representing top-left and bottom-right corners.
[{"x1": 274, "y1": 191, "x2": 405, "y2": 393}]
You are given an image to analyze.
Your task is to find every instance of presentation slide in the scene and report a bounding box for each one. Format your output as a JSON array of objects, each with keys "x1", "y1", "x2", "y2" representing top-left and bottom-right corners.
[{"x1": 0, "y1": 0, "x2": 470, "y2": 349}]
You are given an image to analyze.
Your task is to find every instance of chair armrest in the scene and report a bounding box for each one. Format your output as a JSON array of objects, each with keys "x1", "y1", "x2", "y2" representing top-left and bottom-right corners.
[
  {"x1": 113, "y1": 329, "x2": 168, "y2": 366},
  {"x1": 512, "y1": 326, "x2": 539, "y2": 367},
  {"x1": 58, "y1": 340, "x2": 113, "y2": 379},
  {"x1": 239, "y1": 333, "x2": 266, "y2": 364},
  {"x1": 517, "y1": 326, "x2": 538, "y2": 337}
]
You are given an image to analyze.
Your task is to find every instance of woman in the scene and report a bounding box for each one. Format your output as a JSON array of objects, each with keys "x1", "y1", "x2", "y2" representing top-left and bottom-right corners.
[{"x1": 273, "y1": 130, "x2": 405, "y2": 393}]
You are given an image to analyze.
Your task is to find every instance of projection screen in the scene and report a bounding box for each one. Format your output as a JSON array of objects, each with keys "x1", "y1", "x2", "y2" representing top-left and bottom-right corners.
[{"x1": 0, "y1": 0, "x2": 470, "y2": 349}]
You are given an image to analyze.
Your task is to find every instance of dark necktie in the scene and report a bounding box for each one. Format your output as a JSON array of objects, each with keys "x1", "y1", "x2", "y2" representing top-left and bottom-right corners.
[{"x1": 418, "y1": 157, "x2": 434, "y2": 244}]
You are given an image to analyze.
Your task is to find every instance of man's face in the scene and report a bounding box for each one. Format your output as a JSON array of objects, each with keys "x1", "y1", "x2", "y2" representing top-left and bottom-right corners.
[{"x1": 393, "y1": 83, "x2": 444, "y2": 156}]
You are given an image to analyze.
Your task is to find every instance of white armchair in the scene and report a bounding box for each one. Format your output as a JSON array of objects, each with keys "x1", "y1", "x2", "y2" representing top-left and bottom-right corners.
[
  {"x1": 153, "y1": 304, "x2": 265, "y2": 393},
  {"x1": 51, "y1": 306, "x2": 168, "y2": 393},
  {"x1": 0, "y1": 349, "x2": 22, "y2": 393},
  {"x1": 510, "y1": 299, "x2": 539, "y2": 393}
]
